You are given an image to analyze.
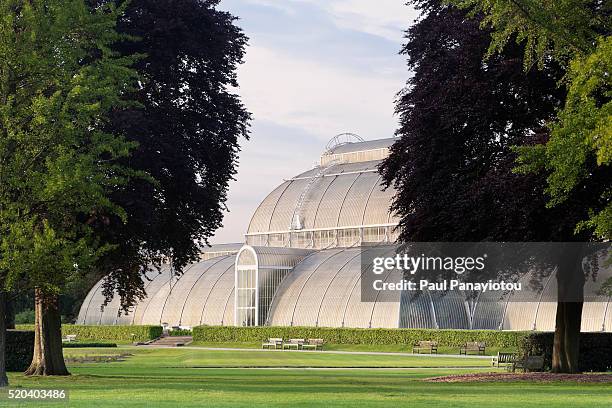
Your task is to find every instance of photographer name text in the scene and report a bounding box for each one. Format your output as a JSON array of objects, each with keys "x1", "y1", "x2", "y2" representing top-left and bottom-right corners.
[{"x1": 372, "y1": 279, "x2": 521, "y2": 292}]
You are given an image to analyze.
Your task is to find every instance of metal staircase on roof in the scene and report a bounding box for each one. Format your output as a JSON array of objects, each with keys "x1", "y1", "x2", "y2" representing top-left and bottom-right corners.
[{"x1": 290, "y1": 159, "x2": 339, "y2": 231}]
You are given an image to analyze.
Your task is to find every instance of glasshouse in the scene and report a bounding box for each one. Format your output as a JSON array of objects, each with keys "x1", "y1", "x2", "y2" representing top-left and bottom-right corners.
[{"x1": 77, "y1": 135, "x2": 612, "y2": 332}]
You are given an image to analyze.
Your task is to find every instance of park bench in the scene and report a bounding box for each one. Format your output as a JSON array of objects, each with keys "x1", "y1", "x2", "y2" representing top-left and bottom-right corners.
[
  {"x1": 282, "y1": 339, "x2": 305, "y2": 350},
  {"x1": 492, "y1": 352, "x2": 518, "y2": 368},
  {"x1": 460, "y1": 341, "x2": 486, "y2": 355},
  {"x1": 62, "y1": 334, "x2": 77, "y2": 343},
  {"x1": 511, "y1": 355, "x2": 545, "y2": 373},
  {"x1": 412, "y1": 340, "x2": 438, "y2": 354},
  {"x1": 262, "y1": 338, "x2": 283, "y2": 349},
  {"x1": 302, "y1": 338, "x2": 324, "y2": 351}
]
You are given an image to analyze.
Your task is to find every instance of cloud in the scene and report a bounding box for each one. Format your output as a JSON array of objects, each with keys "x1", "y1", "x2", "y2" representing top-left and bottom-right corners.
[
  {"x1": 237, "y1": 0, "x2": 418, "y2": 42},
  {"x1": 236, "y1": 0, "x2": 299, "y2": 15},
  {"x1": 211, "y1": 120, "x2": 322, "y2": 243},
  {"x1": 315, "y1": 0, "x2": 419, "y2": 42},
  {"x1": 237, "y1": 44, "x2": 401, "y2": 141}
]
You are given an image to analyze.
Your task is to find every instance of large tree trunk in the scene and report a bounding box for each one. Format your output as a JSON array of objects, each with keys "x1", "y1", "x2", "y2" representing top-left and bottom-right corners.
[
  {"x1": 0, "y1": 291, "x2": 8, "y2": 387},
  {"x1": 5, "y1": 296, "x2": 14, "y2": 330},
  {"x1": 24, "y1": 289, "x2": 69, "y2": 376},
  {"x1": 552, "y1": 245, "x2": 586, "y2": 374},
  {"x1": 552, "y1": 301, "x2": 583, "y2": 373}
]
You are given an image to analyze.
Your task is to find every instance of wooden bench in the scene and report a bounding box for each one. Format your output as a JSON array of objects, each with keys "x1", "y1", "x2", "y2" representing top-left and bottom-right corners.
[
  {"x1": 282, "y1": 339, "x2": 304, "y2": 350},
  {"x1": 460, "y1": 341, "x2": 486, "y2": 355},
  {"x1": 262, "y1": 338, "x2": 283, "y2": 349},
  {"x1": 492, "y1": 352, "x2": 518, "y2": 367},
  {"x1": 412, "y1": 341, "x2": 438, "y2": 354},
  {"x1": 302, "y1": 338, "x2": 324, "y2": 351},
  {"x1": 511, "y1": 355, "x2": 545, "y2": 372},
  {"x1": 62, "y1": 334, "x2": 77, "y2": 343}
]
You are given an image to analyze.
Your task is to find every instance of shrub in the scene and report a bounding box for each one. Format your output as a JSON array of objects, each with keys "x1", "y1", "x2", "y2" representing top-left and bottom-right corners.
[
  {"x1": 192, "y1": 326, "x2": 530, "y2": 348},
  {"x1": 169, "y1": 329, "x2": 192, "y2": 336},
  {"x1": 520, "y1": 332, "x2": 612, "y2": 372},
  {"x1": 15, "y1": 324, "x2": 162, "y2": 342},
  {"x1": 62, "y1": 342, "x2": 118, "y2": 348},
  {"x1": 6, "y1": 330, "x2": 34, "y2": 372},
  {"x1": 15, "y1": 309, "x2": 35, "y2": 324}
]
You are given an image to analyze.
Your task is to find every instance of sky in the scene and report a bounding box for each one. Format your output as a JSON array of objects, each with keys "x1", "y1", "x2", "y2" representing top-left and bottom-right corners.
[{"x1": 210, "y1": 0, "x2": 419, "y2": 244}]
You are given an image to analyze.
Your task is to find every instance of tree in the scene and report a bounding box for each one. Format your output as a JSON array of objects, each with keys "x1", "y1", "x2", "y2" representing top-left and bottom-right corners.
[
  {"x1": 448, "y1": 0, "x2": 611, "y2": 374},
  {"x1": 380, "y1": 0, "x2": 606, "y2": 373},
  {"x1": 0, "y1": 0, "x2": 139, "y2": 377},
  {"x1": 3, "y1": 0, "x2": 249, "y2": 380},
  {"x1": 86, "y1": 0, "x2": 250, "y2": 315},
  {"x1": 449, "y1": 0, "x2": 611, "y2": 237}
]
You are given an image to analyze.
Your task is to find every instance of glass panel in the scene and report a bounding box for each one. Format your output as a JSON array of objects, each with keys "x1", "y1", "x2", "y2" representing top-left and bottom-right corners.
[{"x1": 236, "y1": 266, "x2": 257, "y2": 326}]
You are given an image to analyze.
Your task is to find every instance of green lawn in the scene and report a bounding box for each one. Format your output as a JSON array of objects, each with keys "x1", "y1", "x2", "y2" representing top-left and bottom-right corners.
[
  {"x1": 59, "y1": 346, "x2": 490, "y2": 368},
  {"x1": 3, "y1": 347, "x2": 611, "y2": 408},
  {"x1": 191, "y1": 341, "x2": 517, "y2": 355}
]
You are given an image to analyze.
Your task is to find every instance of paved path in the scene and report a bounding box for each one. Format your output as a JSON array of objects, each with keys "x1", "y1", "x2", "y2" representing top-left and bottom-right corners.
[
  {"x1": 135, "y1": 344, "x2": 491, "y2": 360},
  {"x1": 183, "y1": 366, "x2": 495, "y2": 370},
  {"x1": 147, "y1": 335, "x2": 193, "y2": 347}
]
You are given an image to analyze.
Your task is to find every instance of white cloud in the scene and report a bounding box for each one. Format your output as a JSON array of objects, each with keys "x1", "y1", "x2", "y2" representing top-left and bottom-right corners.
[
  {"x1": 211, "y1": 119, "x2": 323, "y2": 243},
  {"x1": 237, "y1": 0, "x2": 417, "y2": 41},
  {"x1": 237, "y1": 44, "x2": 401, "y2": 141},
  {"x1": 318, "y1": 0, "x2": 419, "y2": 41},
  {"x1": 239, "y1": 0, "x2": 299, "y2": 15}
]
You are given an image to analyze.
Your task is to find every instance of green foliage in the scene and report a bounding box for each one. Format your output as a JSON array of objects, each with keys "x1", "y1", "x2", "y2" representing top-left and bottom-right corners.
[
  {"x1": 168, "y1": 329, "x2": 192, "y2": 337},
  {"x1": 449, "y1": 0, "x2": 602, "y2": 67},
  {"x1": 62, "y1": 342, "x2": 117, "y2": 348},
  {"x1": 14, "y1": 308, "x2": 35, "y2": 324},
  {"x1": 0, "y1": 0, "x2": 141, "y2": 295},
  {"x1": 449, "y1": 0, "x2": 612, "y2": 239},
  {"x1": 520, "y1": 332, "x2": 612, "y2": 372},
  {"x1": 515, "y1": 36, "x2": 612, "y2": 238},
  {"x1": 15, "y1": 324, "x2": 162, "y2": 342},
  {"x1": 192, "y1": 326, "x2": 530, "y2": 348},
  {"x1": 60, "y1": 325, "x2": 162, "y2": 342},
  {"x1": 6, "y1": 330, "x2": 34, "y2": 372}
]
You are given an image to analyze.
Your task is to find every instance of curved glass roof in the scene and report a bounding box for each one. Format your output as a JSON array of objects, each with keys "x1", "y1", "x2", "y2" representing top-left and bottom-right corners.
[
  {"x1": 77, "y1": 256, "x2": 236, "y2": 327},
  {"x1": 267, "y1": 247, "x2": 401, "y2": 328},
  {"x1": 247, "y1": 160, "x2": 398, "y2": 235}
]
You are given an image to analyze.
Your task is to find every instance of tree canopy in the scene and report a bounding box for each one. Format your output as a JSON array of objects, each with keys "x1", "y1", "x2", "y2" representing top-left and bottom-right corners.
[
  {"x1": 0, "y1": 0, "x2": 140, "y2": 377},
  {"x1": 89, "y1": 0, "x2": 250, "y2": 311},
  {"x1": 382, "y1": 0, "x2": 609, "y2": 374},
  {"x1": 0, "y1": 0, "x2": 138, "y2": 311},
  {"x1": 449, "y1": 0, "x2": 611, "y2": 239},
  {"x1": 381, "y1": 0, "x2": 589, "y2": 243}
]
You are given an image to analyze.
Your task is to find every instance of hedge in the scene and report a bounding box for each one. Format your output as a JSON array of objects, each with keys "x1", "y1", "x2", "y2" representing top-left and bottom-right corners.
[
  {"x1": 62, "y1": 342, "x2": 118, "y2": 348},
  {"x1": 15, "y1": 324, "x2": 162, "y2": 342},
  {"x1": 7, "y1": 330, "x2": 34, "y2": 372},
  {"x1": 192, "y1": 326, "x2": 530, "y2": 348},
  {"x1": 520, "y1": 332, "x2": 612, "y2": 372},
  {"x1": 169, "y1": 329, "x2": 192, "y2": 337}
]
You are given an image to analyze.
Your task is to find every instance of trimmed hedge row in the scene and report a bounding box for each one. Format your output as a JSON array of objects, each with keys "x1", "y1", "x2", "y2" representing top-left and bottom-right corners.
[
  {"x1": 169, "y1": 329, "x2": 192, "y2": 337},
  {"x1": 192, "y1": 326, "x2": 530, "y2": 348},
  {"x1": 520, "y1": 332, "x2": 612, "y2": 372},
  {"x1": 7, "y1": 330, "x2": 34, "y2": 372},
  {"x1": 62, "y1": 342, "x2": 118, "y2": 348},
  {"x1": 15, "y1": 324, "x2": 162, "y2": 342}
]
